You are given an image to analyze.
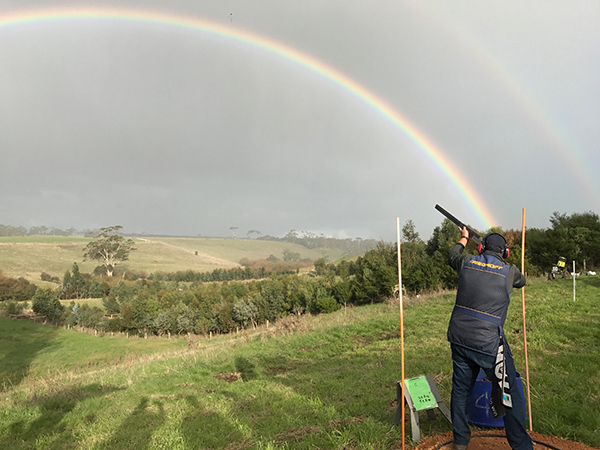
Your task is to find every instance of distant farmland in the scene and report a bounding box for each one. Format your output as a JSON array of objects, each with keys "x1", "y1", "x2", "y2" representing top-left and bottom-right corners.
[{"x1": 0, "y1": 236, "x2": 344, "y2": 284}]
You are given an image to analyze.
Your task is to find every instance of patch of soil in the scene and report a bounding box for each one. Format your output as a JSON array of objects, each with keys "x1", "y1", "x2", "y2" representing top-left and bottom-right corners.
[
  {"x1": 412, "y1": 431, "x2": 599, "y2": 450},
  {"x1": 326, "y1": 415, "x2": 368, "y2": 428},
  {"x1": 273, "y1": 425, "x2": 322, "y2": 444},
  {"x1": 298, "y1": 342, "x2": 330, "y2": 351},
  {"x1": 377, "y1": 331, "x2": 401, "y2": 341},
  {"x1": 213, "y1": 372, "x2": 240, "y2": 383}
]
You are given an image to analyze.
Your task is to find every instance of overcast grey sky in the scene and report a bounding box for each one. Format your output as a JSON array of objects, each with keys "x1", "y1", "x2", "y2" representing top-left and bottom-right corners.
[{"x1": 1, "y1": 1, "x2": 599, "y2": 241}]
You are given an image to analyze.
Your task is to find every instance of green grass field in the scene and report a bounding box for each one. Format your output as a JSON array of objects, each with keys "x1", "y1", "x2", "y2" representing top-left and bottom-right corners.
[
  {"x1": 59, "y1": 298, "x2": 105, "y2": 309},
  {"x1": 0, "y1": 276, "x2": 598, "y2": 449},
  {"x1": 0, "y1": 237, "x2": 342, "y2": 284}
]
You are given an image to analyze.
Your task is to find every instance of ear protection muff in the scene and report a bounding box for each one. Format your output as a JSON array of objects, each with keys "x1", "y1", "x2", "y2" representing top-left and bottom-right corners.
[{"x1": 480, "y1": 233, "x2": 509, "y2": 259}]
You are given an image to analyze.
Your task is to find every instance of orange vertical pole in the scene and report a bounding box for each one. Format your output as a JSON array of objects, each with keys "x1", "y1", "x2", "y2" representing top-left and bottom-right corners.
[
  {"x1": 396, "y1": 218, "x2": 405, "y2": 450},
  {"x1": 521, "y1": 208, "x2": 533, "y2": 430}
]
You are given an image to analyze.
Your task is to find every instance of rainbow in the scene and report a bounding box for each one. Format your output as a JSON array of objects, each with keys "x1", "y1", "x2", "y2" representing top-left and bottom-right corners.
[{"x1": 0, "y1": 6, "x2": 497, "y2": 229}]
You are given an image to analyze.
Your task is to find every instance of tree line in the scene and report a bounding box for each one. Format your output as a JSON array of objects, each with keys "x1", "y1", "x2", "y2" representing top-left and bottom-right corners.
[
  {"x1": 0, "y1": 225, "x2": 95, "y2": 237},
  {"x1": 258, "y1": 230, "x2": 378, "y2": 257},
  {"x1": 1, "y1": 211, "x2": 597, "y2": 336}
]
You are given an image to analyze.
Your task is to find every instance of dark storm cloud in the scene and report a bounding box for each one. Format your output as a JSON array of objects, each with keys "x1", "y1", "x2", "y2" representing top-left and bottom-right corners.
[{"x1": 1, "y1": 0, "x2": 599, "y2": 239}]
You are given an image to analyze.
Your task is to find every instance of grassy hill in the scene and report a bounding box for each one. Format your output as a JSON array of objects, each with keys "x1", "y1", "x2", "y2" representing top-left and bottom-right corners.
[
  {"x1": 0, "y1": 236, "x2": 344, "y2": 283},
  {"x1": 0, "y1": 276, "x2": 599, "y2": 449}
]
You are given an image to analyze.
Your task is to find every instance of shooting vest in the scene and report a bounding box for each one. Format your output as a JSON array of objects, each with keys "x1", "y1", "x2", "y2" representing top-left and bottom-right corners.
[{"x1": 447, "y1": 253, "x2": 511, "y2": 356}]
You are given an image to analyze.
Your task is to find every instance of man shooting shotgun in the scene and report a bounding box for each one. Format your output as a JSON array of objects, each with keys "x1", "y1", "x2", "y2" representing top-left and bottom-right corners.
[{"x1": 435, "y1": 205, "x2": 532, "y2": 450}]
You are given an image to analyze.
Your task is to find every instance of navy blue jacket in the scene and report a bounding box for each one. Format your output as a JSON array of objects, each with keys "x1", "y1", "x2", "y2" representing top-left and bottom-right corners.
[{"x1": 447, "y1": 242, "x2": 526, "y2": 356}]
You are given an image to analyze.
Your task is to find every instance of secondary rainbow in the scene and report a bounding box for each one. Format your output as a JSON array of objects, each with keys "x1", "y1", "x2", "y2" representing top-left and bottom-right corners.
[
  {"x1": 0, "y1": 6, "x2": 497, "y2": 229},
  {"x1": 411, "y1": 2, "x2": 599, "y2": 208}
]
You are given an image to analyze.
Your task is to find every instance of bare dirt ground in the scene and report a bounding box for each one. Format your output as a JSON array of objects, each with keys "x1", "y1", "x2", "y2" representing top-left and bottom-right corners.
[{"x1": 412, "y1": 431, "x2": 599, "y2": 450}]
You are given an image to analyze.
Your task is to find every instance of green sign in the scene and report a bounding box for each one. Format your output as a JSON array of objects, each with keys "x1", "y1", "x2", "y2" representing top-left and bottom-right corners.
[{"x1": 405, "y1": 375, "x2": 438, "y2": 411}]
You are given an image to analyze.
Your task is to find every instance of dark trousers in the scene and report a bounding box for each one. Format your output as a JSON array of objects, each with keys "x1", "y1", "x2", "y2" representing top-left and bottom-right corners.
[{"x1": 450, "y1": 343, "x2": 532, "y2": 450}]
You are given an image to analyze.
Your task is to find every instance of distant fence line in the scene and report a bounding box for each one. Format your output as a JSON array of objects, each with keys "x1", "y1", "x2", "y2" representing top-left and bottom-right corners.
[
  {"x1": 9, "y1": 314, "x2": 46, "y2": 323},
  {"x1": 59, "y1": 322, "x2": 262, "y2": 339},
  {"x1": 5, "y1": 311, "x2": 266, "y2": 341}
]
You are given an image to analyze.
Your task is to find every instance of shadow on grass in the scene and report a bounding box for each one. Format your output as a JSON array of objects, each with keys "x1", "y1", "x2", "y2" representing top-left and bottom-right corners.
[
  {"x1": 226, "y1": 338, "x2": 453, "y2": 445},
  {"x1": 181, "y1": 395, "x2": 246, "y2": 448},
  {"x1": 181, "y1": 353, "x2": 417, "y2": 449},
  {"x1": 0, "y1": 317, "x2": 58, "y2": 390},
  {"x1": 579, "y1": 274, "x2": 600, "y2": 288},
  {"x1": 97, "y1": 397, "x2": 166, "y2": 450},
  {"x1": 0, "y1": 383, "x2": 122, "y2": 450},
  {"x1": 235, "y1": 356, "x2": 258, "y2": 381}
]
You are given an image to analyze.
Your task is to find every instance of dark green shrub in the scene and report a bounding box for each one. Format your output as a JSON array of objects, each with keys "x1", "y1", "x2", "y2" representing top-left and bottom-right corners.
[
  {"x1": 316, "y1": 296, "x2": 339, "y2": 314},
  {"x1": 2, "y1": 300, "x2": 28, "y2": 315},
  {"x1": 40, "y1": 272, "x2": 60, "y2": 283},
  {"x1": 31, "y1": 288, "x2": 64, "y2": 321}
]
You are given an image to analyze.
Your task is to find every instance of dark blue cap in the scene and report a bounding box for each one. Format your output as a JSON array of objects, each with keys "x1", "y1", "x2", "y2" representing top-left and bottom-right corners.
[{"x1": 484, "y1": 233, "x2": 506, "y2": 249}]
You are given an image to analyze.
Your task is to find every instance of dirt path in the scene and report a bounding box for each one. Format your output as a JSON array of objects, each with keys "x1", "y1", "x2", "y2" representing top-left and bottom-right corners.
[
  {"x1": 412, "y1": 431, "x2": 599, "y2": 450},
  {"x1": 146, "y1": 239, "x2": 241, "y2": 267}
]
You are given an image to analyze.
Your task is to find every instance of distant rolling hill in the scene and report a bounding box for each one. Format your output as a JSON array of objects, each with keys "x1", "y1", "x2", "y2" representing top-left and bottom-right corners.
[{"x1": 0, "y1": 236, "x2": 346, "y2": 284}]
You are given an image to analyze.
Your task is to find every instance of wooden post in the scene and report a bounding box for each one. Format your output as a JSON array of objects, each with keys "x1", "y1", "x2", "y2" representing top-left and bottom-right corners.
[
  {"x1": 396, "y1": 218, "x2": 406, "y2": 450},
  {"x1": 521, "y1": 208, "x2": 533, "y2": 431}
]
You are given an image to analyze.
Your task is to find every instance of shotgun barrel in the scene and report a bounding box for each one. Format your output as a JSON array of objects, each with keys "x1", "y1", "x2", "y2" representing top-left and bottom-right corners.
[{"x1": 434, "y1": 204, "x2": 483, "y2": 245}]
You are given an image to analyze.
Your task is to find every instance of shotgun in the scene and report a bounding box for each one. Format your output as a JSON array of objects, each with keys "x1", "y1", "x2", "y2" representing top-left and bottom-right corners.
[{"x1": 434, "y1": 204, "x2": 483, "y2": 245}]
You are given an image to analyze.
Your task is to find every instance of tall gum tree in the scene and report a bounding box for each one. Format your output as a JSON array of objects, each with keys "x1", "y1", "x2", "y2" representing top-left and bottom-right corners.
[{"x1": 83, "y1": 226, "x2": 136, "y2": 277}]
